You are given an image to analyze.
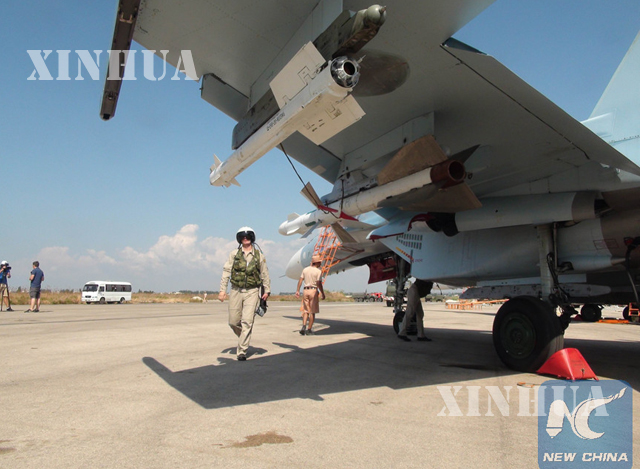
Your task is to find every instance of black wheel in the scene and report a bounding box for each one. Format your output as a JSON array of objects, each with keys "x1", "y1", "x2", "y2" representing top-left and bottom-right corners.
[
  {"x1": 492, "y1": 296, "x2": 564, "y2": 372},
  {"x1": 580, "y1": 304, "x2": 601, "y2": 322},
  {"x1": 623, "y1": 305, "x2": 634, "y2": 320},
  {"x1": 392, "y1": 310, "x2": 417, "y2": 335},
  {"x1": 368, "y1": 297, "x2": 375, "y2": 302},
  {"x1": 99, "y1": 297, "x2": 106, "y2": 304},
  {"x1": 393, "y1": 310, "x2": 404, "y2": 334},
  {"x1": 119, "y1": 297, "x2": 125, "y2": 304},
  {"x1": 386, "y1": 300, "x2": 393, "y2": 307}
]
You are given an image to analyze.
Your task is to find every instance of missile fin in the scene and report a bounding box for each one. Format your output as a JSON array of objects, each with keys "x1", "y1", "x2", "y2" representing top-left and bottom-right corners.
[
  {"x1": 270, "y1": 42, "x2": 325, "y2": 109},
  {"x1": 331, "y1": 223, "x2": 357, "y2": 244},
  {"x1": 377, "y1": 135, "x2": 448, "y2": 186},
  {"x1": 301, "y1": 224, "x2": 318, "y2": 239},
  {"x1": 395, "y1": 183, "x2": 481, "y2": 212},
  {"x1": 301, "y1": 182, "x2": 324, "y2": 206},
  {"x1": 210, "y1": 154, "x2": 222, "y2": 172},
  {"x1": 287, "y1": 212, "x2": 301, "y2": 222},
  {"x1": 297, "y1": 94, "x2": 365, "y2": 145}
]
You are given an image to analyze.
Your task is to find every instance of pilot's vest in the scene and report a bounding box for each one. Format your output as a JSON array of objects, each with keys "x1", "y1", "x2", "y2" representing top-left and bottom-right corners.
[{"x1": 230, "y1": 248, "x2": 261, "y2": 289}]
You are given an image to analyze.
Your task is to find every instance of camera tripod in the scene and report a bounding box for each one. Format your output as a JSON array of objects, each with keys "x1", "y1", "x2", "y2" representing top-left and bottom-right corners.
[{"x1": 0, "y1": 279, "x2": 12, "y2": 312}]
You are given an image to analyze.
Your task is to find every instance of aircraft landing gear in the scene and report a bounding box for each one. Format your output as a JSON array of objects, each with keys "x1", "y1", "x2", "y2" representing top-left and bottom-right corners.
[
  {"x1": 390, "y1": 255, "x2": 415, "y2": 335},
  {"x1": 392, "y1": 308, "x2": 417, "y2": 335},
  {"x1": 492, "y1": 296, "x2": 564, "y2": 372},
  {"x1": 492, "y1": 224, "x2": 564, "y2": 372},
  {"x1": 580, "y1": 303, "x2": 602, "y2": 322}
]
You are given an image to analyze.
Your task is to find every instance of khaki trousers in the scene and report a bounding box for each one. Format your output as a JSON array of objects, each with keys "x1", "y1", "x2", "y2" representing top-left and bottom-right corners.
[
  {"x1": 399, "y1": 302, "x2": 425, "y2": 337},
  {"x1": 301, "y1": 289, "x2": 319, "y2": 314},
  {"x1": 228, "y1": 287, "x2": 260, "y2": 355}
]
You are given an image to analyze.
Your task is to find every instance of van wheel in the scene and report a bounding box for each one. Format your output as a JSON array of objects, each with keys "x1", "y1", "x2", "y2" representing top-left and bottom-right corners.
[
  {"x1": 99, "y1": 297, "x2": 106, "y2": 304},
  {"x1": 119, "y1": 297, "x2": 125, "y2": 304}
]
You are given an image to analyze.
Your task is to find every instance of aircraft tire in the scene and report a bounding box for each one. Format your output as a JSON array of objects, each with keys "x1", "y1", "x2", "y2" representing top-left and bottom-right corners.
[
  {"x1": 492, "y1": 296, "x2": 564, "y2": 372},
  {"x1": 393, "y1": 311, "x2": 403, "y2": 334},
  {"x1": 392, "y1": 310, "x2": 417, "y2": 335},
  {"x1": 580, "y1": 304, "x2": 601, "y2": 322}
]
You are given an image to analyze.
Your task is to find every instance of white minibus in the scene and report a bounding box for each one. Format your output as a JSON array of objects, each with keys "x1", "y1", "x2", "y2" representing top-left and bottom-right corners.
[{"x1": 82, "y1": 281, "x2": 132, "y2": 304}]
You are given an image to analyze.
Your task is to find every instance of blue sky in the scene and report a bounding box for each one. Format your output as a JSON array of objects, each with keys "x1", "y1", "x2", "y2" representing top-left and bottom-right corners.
[{"x1": 1, "y1": 1, "x2": 639, "y2": 293}]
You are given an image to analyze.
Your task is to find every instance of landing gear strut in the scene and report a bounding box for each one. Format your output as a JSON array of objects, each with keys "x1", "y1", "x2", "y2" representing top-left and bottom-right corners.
[
  {"x1": 492, "y1": 224, "x2": 565, "y2": 372},
  {"x1": 391, "y1": 256, "x2": 416, "y2": 335}
]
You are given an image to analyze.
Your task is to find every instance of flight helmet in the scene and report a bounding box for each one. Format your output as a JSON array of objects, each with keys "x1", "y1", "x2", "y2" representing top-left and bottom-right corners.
[{"x1": 236, "y1": 226, "x2": 256, "y2": 244}]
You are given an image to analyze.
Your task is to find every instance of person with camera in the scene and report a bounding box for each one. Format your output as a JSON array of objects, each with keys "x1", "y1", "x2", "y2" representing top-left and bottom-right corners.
[
  {"x1": 0, "y1": 261, "x2": 13, "y2": 311},
  {"x1": 218, "y1": 227, "x2": 271, "y2": 361},
  {"x1": 26, "y1": 261, "x2": 44, "y2": 313}
]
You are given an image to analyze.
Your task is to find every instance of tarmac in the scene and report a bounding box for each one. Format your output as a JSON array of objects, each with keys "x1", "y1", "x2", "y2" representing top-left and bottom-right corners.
[{"x1": 0, "y1": 301, "x2": 638, "y2": 468}]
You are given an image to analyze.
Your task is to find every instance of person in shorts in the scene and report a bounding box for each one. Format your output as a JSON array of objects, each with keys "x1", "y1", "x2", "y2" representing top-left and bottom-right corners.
[
  {"x1": 26, "y1": 261, "x2": 44, "y2": 313},
  {"x1": 295, "y1": 255, "x2": 325, "y2": 335}
]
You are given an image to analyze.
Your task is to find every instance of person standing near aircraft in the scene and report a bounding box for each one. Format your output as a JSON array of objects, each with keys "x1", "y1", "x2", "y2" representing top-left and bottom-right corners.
[
  {"x1": 0, "y1": 261, "x2": 13, "y2": 311},
  {"x1": 218, "y1": 227, "x2": 270, "y2": 361},
  {"x1": 295, "y1": 255, "x2": 326, "y2": 335},
  {"x1": 26, "y1": 261, "x2": 44, "y2": 313},
  {"x1": 398, "y1": 279, "x2": 433, "y2": 342}
]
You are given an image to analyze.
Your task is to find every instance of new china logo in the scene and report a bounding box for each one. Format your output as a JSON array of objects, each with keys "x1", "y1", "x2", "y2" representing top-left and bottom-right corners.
[{"x1": 538, "y1": 380, "x2": 632, "y2": 468}]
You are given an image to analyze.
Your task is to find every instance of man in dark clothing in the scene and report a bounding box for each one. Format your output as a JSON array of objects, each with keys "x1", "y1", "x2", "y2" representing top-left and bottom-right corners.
[{"x1": 26, "y1": 261, "x2": 44, "y2": 313}]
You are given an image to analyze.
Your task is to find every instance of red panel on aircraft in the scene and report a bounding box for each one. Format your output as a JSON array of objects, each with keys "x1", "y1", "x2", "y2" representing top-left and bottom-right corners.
[{"x1": 368, "y1": 257, "x2": 397, "y2": 284}]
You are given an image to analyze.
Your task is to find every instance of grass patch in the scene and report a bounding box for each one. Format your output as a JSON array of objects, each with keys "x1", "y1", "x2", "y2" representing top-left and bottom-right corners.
[{"x1": 4, "y1": 290, "x2": 355, "y2": 305}]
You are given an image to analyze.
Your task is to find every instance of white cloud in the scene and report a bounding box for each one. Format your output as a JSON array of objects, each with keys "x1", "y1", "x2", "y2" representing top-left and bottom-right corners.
[{"x1": 23, "y1": 224, "x2": 349, "y2": 293}]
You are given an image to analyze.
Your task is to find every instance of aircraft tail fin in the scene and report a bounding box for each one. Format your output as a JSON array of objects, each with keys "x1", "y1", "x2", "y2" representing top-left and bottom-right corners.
[{"x1": 583, "y1": 31, "x2": 640, "y2": 165}]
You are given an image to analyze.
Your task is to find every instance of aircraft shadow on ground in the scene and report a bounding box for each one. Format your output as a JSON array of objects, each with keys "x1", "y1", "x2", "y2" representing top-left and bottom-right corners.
[
  {"x1": 142, "y1": 316, "x2": 640, "y2": 409},
  {"x1": 142, "y1": 317, "x2": 501, "y2": 409}
]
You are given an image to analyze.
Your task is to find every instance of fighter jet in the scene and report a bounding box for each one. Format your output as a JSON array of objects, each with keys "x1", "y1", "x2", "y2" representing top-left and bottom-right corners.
[{"x1": 100, "y1": 0, "x2": 640, "y2": 372}]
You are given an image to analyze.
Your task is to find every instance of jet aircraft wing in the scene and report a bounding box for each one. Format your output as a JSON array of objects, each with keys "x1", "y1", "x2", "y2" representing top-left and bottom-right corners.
[{"x1": 106, "y1": 0, "x2": 640, "y2": 202}]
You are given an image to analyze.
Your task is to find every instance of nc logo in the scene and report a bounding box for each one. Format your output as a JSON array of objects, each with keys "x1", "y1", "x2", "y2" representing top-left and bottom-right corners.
[{"x1": 545, "y1": 387, "x2": 627, "y2": 440}]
